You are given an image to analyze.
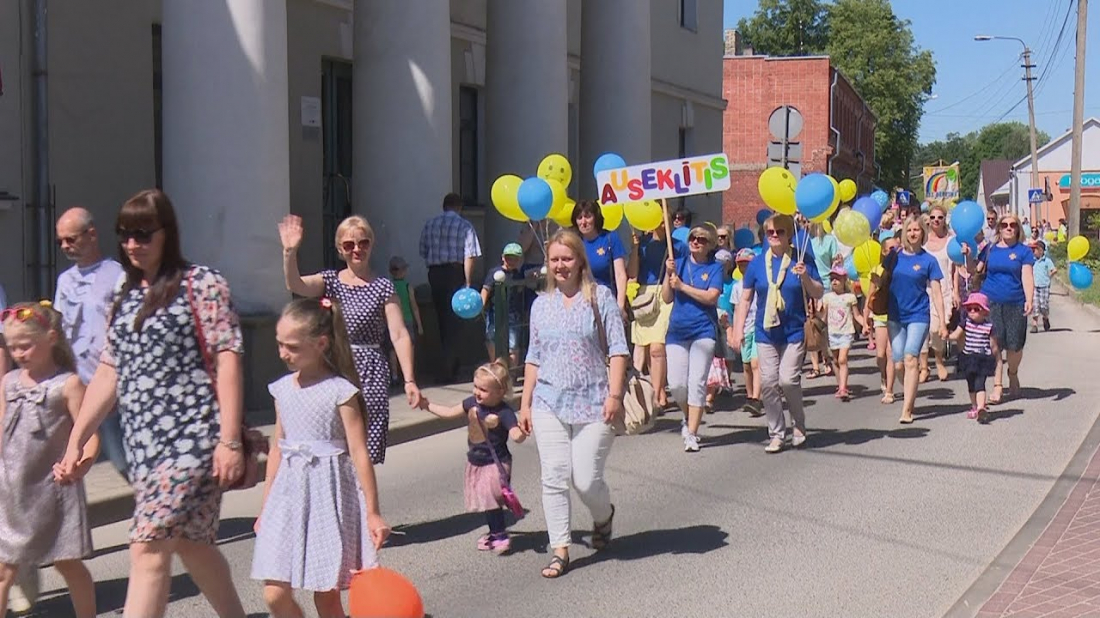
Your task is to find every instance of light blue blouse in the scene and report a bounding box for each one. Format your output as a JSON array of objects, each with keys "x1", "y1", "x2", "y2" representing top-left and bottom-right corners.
[{"x1": 526, "y1": 285, "x2": 628, "y2": 424}]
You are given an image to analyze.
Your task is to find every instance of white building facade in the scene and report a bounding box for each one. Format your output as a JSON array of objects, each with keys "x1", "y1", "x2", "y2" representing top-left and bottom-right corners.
[{"x1": 1000, "y1": 118, "x2": 1100, "y2": 224}]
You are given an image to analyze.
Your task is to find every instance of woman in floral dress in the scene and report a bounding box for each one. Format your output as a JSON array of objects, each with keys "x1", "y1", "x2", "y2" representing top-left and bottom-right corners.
[
  {"x1": 279, "y1": 214, "x2": 421, "y2": 463},
  {"x1": 57, "y1": 189, "x2": 247, "y2": 618}
]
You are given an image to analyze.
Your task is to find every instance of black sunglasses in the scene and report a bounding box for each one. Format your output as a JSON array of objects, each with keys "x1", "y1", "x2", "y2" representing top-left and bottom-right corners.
[
  {"x1": 116, "y1": 227, "x2": 162, "y2": 245},
  {"x1": 929, "y1": 215, "x2": 945, "y2": 221},
  {"x1": 688, "y1": 235, "x2": 709, "y2": 244}
]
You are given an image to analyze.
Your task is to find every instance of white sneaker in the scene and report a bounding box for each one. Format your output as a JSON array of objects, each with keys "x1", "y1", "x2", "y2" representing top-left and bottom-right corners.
[
  {"x1": 9, "y1": 569, "x2": 40, "y2": 613},
  {"x1": 684, "y1": 433, "x2": 700, "y2": 452}
]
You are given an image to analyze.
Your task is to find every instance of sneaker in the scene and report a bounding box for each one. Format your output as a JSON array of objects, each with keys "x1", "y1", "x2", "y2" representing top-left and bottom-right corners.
[
  {"x1": 9, "y1": 570, "x2": 40, "y2": 613},
  {"x1": 966, "y1": 407, "x2": 979, "y2": 420},
  {"x1": 684, "y1": 433, "x2": 700, "y2": 452},
  {"x1": 1043, "y1": 317, "x2": 1050, "y2": 331},
  {"x1": 476, "y1": 534, "x2": 493, "y2": 551},
  {"x1": 764, "y1": 438, "x2": 784, "y2": 453},
  {"x1": 791, "y1": 430, "x2": 807, "y2": 448},
  {"x1": 489, "y1": 533, "x2": 511, "y2": 555},
  {"x1": 745, "y1": 398, "x2": 765, "y2": 417},
  {"x1": 977, "y1": 408, "x2": 990, "y2": 424}
]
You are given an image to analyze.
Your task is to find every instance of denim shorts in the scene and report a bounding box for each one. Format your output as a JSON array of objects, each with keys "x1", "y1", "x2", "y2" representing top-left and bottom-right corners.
[
  {"x1": 485, "y1": 317, "x2": 521, "y2": 350},
  {"x1": 887, "y1": 321, "x2": 930, "y2": 362}
]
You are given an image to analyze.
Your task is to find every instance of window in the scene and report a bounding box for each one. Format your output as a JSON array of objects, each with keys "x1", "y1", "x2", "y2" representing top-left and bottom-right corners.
[
  {"x1": 679, "y1": 0, "x2": 698, "y2": 32},
  {"x1": 152, "y1": 24, "x2": 162, "y2": 188},
  {"x1": 458, "y1": 86, "x2": 479, "y2": 206}
]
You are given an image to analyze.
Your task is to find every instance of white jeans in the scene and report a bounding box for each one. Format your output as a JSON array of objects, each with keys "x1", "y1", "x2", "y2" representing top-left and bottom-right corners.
[
  {"x1": 532, "y1": 407, "x2": 615, "y2": 549},
  {"x1": 757, "y1": 340, "x2": 807, "y2": 441},
  {"x1": 667, "y1": 338, "x2": 716, "y2": 408}
]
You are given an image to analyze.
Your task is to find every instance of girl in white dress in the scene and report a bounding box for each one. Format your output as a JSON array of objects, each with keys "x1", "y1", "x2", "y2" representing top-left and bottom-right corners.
[{"x1": 252, "y1": 297, "x2": 390, "y2": 618}]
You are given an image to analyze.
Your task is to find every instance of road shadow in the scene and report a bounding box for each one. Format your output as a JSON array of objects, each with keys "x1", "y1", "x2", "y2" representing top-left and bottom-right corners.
[
  {"x1": 388, "y1": 510, "x2": 530, "y2": 548},
  {"x1": 982, "y1": 407, "x2": 1024, "y2": 424},
  {"x1": 567, "y1": 525, "x2": 729, "y2": 573},
  {"x1": 913, "y1": 403, "x2": 969, "y2": 421},
  {"x1": 27, "y1": 572, "x2": 202, "y2": 617},
  {"x1": 1014, "y1": 386, "x2": 1075, "y2": 402},
  {"x1": 802, "y1": 425, "x2": 931, "y2": 448}
]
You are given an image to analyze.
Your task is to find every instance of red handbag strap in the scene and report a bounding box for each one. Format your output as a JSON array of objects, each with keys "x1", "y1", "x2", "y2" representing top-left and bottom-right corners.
[{"x1": 185, "y1": 268, "x2": 216, "y2": 382}]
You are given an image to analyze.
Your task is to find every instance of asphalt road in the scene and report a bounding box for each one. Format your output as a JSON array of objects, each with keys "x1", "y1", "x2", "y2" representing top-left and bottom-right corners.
[{"x1": 22, "y1": 290, "x2": 1100, "y2": 618}]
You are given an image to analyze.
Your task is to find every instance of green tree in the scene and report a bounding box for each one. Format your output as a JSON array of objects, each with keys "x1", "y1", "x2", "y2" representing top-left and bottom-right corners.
[
  {"x1": 912, "y1": 122, "x2": 1051, "y2": 199},
  {"x1": 736, "y1": 0, "x2": 828, "y2": 56}
]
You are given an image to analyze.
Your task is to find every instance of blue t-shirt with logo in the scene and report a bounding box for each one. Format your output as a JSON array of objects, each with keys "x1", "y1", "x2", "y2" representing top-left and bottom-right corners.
[
  {"x1": 635, "y1": 234, "x2": 686, "y2": 285},
  {"x1": 886, "y1": 249, "x2": 944, "y2": 324},
  {"x1": 743, "y1": 251, "x2": 822, "y2": 345},
  {"x1": 666, "y1": 256, "x2": 724, "y2": 344},
  {"x1": 1033, "y1": 255, "x2": 1055, "y2": 288},
  {"x1": 981, "y1": 242, "x2": 1036, "y2": 305},
  {"x1": 583, "y1": 231, "x2": 627, "y2": 292}
]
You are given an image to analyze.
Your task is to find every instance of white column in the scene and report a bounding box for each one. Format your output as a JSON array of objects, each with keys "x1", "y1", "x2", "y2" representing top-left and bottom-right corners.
[
  {"x1": 579, "y1": 0, "x2": 652, "y2": 198},
  {"x1": 162, "y1": 0, "x2": 290, "y2": 313},
  {"x1": 485, "y1": 0, "x2": 569, "y2": 258},
  {"x1": 353, "y1": 0, "x2": 452, "y2": 283}
]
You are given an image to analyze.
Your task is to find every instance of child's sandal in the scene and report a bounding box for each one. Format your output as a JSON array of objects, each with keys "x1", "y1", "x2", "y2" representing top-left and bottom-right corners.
[
  {"x1": 541, "y1": 554, "x2": 570, "y2": 579},
  {"x1": 591, "y1": 504, "x2": 615, "y2": 551}
]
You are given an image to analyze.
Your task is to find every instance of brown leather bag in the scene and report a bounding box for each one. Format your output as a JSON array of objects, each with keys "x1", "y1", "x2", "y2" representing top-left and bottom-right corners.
[
  {"x1": 802, "y1": 285, "x2": 828, "y2": 352},
  {"x1": 868, "y1": 249, "x2": 899, "y2": 317}
]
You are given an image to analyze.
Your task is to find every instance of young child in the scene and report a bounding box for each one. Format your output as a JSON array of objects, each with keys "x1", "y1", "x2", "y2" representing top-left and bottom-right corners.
[
  {"x1": 951, "y1": 292, "x2": 996, "y2": 423},
  {"x1": 728, "y1": 248, "x2": 763, "y2": 416},
  {"x1": 0, "y1": 302, "x2": 96, "y2": 618},
  {"x1": 863, "y1": 237, "x2": 899, "y2": 403},
  {"x1": 420, "y1": 360, "x2": 526, "y2": 554},
  {"x1": 706, "y1": 249, "x2": 735, "y2": 411},
  {"x1": 821, "y1": 267, "x2": 865, "y2": 402},
  {"x1": 388, "y1": 256, "x2": 423, "y2": 386},
  {"x1": 481, "y1": 243, "x2": 538, "y2": 366},
  {"x1": 253, "y1": 297, "x2": 390, "y2": 618},
  {"x1": 1030, "y1": 240, "x2": 1056, "y2": 332}
]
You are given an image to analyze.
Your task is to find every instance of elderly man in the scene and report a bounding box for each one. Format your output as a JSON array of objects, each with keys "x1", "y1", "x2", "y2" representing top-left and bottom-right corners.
[{"x1": 419, "y1": 192, "x2": 482, "y2": 381}]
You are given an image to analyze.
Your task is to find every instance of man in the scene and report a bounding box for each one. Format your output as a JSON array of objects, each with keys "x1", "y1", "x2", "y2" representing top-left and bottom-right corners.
[
  {"x1": 419, "y1": 193, "x2": 482, "y2": 381},
  {"x1": 982, "y1": 210, "x2": 999, "y2": 244}
]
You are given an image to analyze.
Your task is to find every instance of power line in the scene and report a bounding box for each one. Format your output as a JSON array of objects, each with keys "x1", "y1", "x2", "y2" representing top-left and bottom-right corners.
[{"x1": 923, "y1": 59, "x2": 1019, "y2": 115}]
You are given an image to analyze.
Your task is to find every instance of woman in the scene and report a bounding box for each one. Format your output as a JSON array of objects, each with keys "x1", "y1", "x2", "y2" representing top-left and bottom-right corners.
[
  {"x1": 976, "y1": 213, "x2": 1035, "y2": 404},
  {"x1": 662, "y1": 226, "x2": 724, "y2": 452},
  {"x1": 572, "y1": 200, "x2": 628, "y2": 314},
  {"x1": 807, "y1": 223, "x2": 838, "y2": 379},
  {"x1": 921, "y1": 204, "x2": 955, "y2": 382},
  {"x1": 886, "y1": 215, "x2": 948, "y2": 424},
  {"x1": 279, "y1": 214, "x2": 421, "y2": 463},
  {"x1": 58, "y1": 189, "x2": 247, "y2": 617},
  {"x1": 519, "y1": 229, "x2": 628, "y2": 579},
  {"x1": 731, "y1": 214, "x2": 824, "y2": 453},
  {"x1": 716, "y1": 225, "x2": 733, "y2": 252},
  {"x1": 627, "y1": 224, "x2": 685, "y2": 408}
]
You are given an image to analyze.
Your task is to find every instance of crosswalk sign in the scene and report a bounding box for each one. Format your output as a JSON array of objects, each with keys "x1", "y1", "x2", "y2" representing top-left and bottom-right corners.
[{"x1": 1028, "y1": 188, "x2": 1044, "y2": 204}]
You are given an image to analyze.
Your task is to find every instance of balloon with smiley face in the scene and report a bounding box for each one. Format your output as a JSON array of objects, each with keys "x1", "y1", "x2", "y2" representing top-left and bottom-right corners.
[
  {"x1": 758, "y1": 167, "x2": 798, "y2": 215},
  {"x1": 538, "y1": 153, "x2": 573, "y2": 188}
]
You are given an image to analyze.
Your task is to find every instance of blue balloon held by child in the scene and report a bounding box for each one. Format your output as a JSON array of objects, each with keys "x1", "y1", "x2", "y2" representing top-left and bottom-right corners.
[
  {"x1": 451, "y1": 288, "x2": 483, "y2": 319},
  {"x1": 1069, "y1": 262, "x2": 1094, "y2": 290}
]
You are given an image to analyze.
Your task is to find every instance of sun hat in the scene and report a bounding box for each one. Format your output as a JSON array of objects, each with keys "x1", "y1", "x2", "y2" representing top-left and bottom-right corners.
[
  {"x1": 829, "y1": 265, "x2": 849, "y2": 278},
  {"x1": 962, "y1": 292, "x2": 990, "y2": 313},
  {"x1": 502, "y1": 242, "x2": 523, "y2": 257},
  {"x1": 714, "y1": 249, "x2": 733, "y2": 264},
  {"x1": 735, "y1": 248, "x2": 755, "y2": 263}
]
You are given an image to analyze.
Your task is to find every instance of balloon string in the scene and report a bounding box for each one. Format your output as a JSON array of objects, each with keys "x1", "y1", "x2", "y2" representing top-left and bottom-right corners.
[{"x1": 528, "y1": 221, "x2": 548, "y2": 260}]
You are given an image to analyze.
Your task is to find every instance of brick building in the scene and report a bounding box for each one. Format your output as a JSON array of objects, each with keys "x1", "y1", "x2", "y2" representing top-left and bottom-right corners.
[{"x1": 721, "y1": 36, "x2": 876, "y2": 226}]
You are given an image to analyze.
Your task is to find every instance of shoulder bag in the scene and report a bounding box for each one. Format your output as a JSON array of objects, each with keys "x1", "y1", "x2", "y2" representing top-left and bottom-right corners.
[
  {"x1": 629, "y1": 240, "x2": 668, "y2": 322},
  {"x1": 802, "y1": 279, "x2": 828, "y2": 353},
  {"x1": 868, "y1": 249, "x2": 899, "y2": 317},
  {"x1": 186, "y1": 268, "x2": 268, "y2": 491},
  {"x1": 473, "y1": 408, "x2": 524, "y2": 519},
  {"x1": 591, "y1": 290, "x2": 657, "y2": 436}
]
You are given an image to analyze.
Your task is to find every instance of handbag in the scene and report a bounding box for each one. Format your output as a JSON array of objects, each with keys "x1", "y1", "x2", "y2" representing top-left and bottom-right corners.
[
  {"x1": 186, "y1": 268, "x2": 268, "y2": 491},
  {"x1": 868, "y1": 249, "x2": 899, "y2": 317},
  {"x1": 802, "y1": 286, "x2": 828, "y2": 353},
  {"x1": 630, "y1": 240, "x2": 668, "y2": 322},
  {"x1": 591, "y1": 291, "x2": 657, "y2": 436},
  {"x1": 474, "y1": 409, "x2": 524, "y2": 519}
]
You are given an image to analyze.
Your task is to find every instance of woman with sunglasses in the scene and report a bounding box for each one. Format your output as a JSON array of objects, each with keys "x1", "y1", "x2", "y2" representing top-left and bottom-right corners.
[
  {"x1": 279, "y1": 214, "x2": 422, "y2": 464},
  {"x1": 572, "y1": 201, "x2": 628, "y2": 315},
  {"x1": 731, "y1": 214, "x2": 824, "y2": 453},
  {"x1": 716, "y1": 226, "x2": 733, "y2": 252},
  {"x1": 974, "y1": 214, "x2": 1035, "y2": 404},
  {"x1": 662, "y1": 226, "x2": 724, "y2": 452},
  {"x1": 627, "y1": 224, "x2": 686, "y2": 409},
  {"x1": 57, "y1": 189, "x2": 248, "y2": 617},
  {"x1": 920, "y1": 204, "x2": 955, "y2": 383}
]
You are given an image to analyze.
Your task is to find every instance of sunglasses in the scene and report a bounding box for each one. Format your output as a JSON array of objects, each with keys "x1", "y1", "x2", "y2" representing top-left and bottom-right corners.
[
  {"x1": 717, "y1": 234, "x2": 729, "y2": 240},
  {"x1": 765, "y1": 228, "x2": 787, "y2": 237},
  {"x1": 116, "y1": 227, "x2": 162, "y2": 245},
  {"x1": 57, "y1": 229, "x2": 90, "y2": 247},
  {"x1": 1, "y1": 306, "x2": 49, "y2": 327},
  {"x1": 987, "y1": 217, "x2": 997, "y2": 222},
  {"x1": 688, "y1": 235, "x2": 709, "y2": 244},
  {"x1": 929, "y1": 215, "x2": 945, "y2": 221},
  {"x1": 1000, "y1": 221, "x2": 1018, "y2": 230},
  {"x1": 341, "y1": 239, "x2": 372, "y2": 253}
]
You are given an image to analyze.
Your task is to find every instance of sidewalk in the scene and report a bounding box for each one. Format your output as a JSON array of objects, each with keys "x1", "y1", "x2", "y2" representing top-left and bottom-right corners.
[{"x1": 85, "y1": 380, "x2": 475, "y2": 527}]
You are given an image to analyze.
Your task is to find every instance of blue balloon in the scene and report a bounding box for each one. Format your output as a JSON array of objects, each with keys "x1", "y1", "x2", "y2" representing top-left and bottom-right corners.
[
  {"x1": 947, "y1": 237, "x2": 966, "y2": 265},
  {"x1": 756, "y1": 208, "x2": 771, "y2": 226},
  {"x1": 794, "y1": 174, "x2": 835, "y2": 220},
  {"x1": 844, "y1": 254, "x2": 859, "y2": 280},
  {"x1": 517, "y1": 177, "x2": 553, "y2": 221},
  {"x1": 920, "y1": 202, "x2": 930, "y2": 213},
  {"x1": 950, "y1": 200, "x2": 984, "y2": 243},
  {"x1": 853, "y1": 196, "x2": 883, "y2": 232},
  {"x1": 752, "y1": 244, "x2": 763, "y2": 255},
  {"x1": 671, "y1": 226, "x2": 690, "y2": 244},
  {"x1": 1069, "y1": 262, "x2": 1094, "y2": 290},
  {"x1": 871, "y1": 190, "x2": 890, "y2": 210},
  {"x1": 451, "y1": 287, "x2": 483, "y2": 319},
  {"x1": 593, "y1": 153, "x2": 627, "y2": 178},
  {"x1": 733, "y1": 228, "x2": 755, "y2": 250}
]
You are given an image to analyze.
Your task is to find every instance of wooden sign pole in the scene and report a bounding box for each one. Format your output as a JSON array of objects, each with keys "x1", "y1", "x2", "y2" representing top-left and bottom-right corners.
[{"x1": 660, "y1": 198, "x2": 675, "y2": 257}]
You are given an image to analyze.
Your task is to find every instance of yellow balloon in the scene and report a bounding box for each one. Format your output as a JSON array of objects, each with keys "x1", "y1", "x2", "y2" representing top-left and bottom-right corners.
[
  {"x1": 823, "y1": 220, "x2": 833, "y2": 233},
  {"x1": 853, "y1": 240, "x2": 882, "y2": 274},
  {"x1": 1068, "y1": 235, "x2": 1090, "y2": 262},
  {"x1": 626, "y1": 280, "x2": 640, "y2": 303},
  {"x1": 601, "y1": 202, "x2": 624, "y2": 231},
  {"x1": 550, "y1": 199, "x2": 575, "y2": 227},
  {"x1": 827, "y1": 175, "x2": 841, "y2": 211},
  {"x1": 758, "y1": 167, "x2": 798, "y2": 215},
  {"x1": 859, "y1": 274, "x2": 871, "y2": 296},
  {"x1": 623, "y1": 200, "x2": 664, "y2": 231},
  {"x1": 732, "y1": 268, "x2": 743, "y2": 281},
  {"x1": 537, "y1": 153, "x2": 572, "y2": 188},
  {"x1": 838, "y1": 179, "x2": 857, "y2": 203},
  {"x1": 834, "y1": 208, "x2": 871, "y2": 247},
  {"x1": 546, "y1": 180, "x2": 569, "y2": 218},
  {"x1": 491, "y1": 174, "x2": 527, "y2": 222}
]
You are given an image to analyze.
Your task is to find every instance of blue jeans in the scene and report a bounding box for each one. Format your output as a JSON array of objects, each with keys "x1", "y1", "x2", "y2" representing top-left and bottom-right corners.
[
  {"x1": 887, "y1": 321, "x2": 930, "y2": 363},
  {"x1": 98, "y1": 410, "x2": 129, "y2": 479}
]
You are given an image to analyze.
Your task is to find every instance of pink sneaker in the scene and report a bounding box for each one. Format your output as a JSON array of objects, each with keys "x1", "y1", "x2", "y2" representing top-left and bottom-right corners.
[{"x1": 966, "y1": 408, "x2": 979, "y2": 420}]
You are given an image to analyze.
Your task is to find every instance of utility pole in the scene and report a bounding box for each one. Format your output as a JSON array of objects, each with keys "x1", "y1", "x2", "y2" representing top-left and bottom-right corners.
[
  {"x1": 1069, "y1": 0, "x2": 1089, "y2": 239},
  {"x1": 1022, "y1": 46, "x2": 1041, "y2": 224}
]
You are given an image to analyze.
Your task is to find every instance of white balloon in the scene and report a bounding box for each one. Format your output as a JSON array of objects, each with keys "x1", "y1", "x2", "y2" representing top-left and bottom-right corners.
[{"x1": 493, "y1": 270, "x2": 506, "y2": 282}]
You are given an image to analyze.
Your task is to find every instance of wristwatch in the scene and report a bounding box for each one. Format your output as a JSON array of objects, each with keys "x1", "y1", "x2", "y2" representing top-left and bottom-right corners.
[{"x1": 219, "y1": 439, "x2": 243, "y2": 451}]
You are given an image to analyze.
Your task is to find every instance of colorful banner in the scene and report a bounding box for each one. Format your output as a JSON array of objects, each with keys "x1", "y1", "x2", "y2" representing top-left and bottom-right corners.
[
  {"x1": 595, "y1": 153, "x2": 730, "y2": 204},
  {"x1": 923, "y1": 165, "x2": 960, "y2": 201}
]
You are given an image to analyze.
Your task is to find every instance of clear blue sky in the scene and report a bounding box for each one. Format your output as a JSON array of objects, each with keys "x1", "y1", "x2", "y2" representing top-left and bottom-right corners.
[{"x1": 723, "y1": 0, "x2": 1100, "y2": 144}]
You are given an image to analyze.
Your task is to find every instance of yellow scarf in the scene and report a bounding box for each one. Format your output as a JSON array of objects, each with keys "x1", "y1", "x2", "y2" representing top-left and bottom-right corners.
[{"x1": 763, "y1": 251, "x2": 791, "y2": 329}]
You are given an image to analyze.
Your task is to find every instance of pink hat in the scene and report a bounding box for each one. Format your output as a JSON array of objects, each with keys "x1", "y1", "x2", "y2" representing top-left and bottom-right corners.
[
  {"x1": 734, "y1": 248, "x2": 755, "y2": 263},
  {"x1": 829, "y1": 265, "x2": 849, "y2": 278},
  {"x1": 962, "y1": 292, "x2": 990, "y2": 312}
]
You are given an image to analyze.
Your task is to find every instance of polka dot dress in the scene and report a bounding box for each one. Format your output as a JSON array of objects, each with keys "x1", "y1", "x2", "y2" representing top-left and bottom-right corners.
[{"x1": 322, "y1": 270, "x2": 394, "y2": 464}]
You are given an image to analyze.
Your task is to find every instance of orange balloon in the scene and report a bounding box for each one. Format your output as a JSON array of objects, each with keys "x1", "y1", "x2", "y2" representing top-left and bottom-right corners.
[{"x1": 348, "y1": 567, "x2": 424, "y2": 618}]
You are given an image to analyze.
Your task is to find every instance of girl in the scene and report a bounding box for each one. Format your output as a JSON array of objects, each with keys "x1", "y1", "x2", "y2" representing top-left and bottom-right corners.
[
  {"x1": 706, "y1": 249, "x2": 735, "y2": 411},
  {"x1": 728, "y1": 249, "x2": 763, "y2": 416},
  {"x1": 951, "y1": 292, "x2": 996, "y2": 423},
  {"x1": 419, "y1": 360, "x2": 526, "y2": 554},
  {"x1": 1, "y1": 302, "x2": 96, "y2": 618},
  {"x1": 821, "y1": 267, "x2": 865, "y2": 402},
  {"x1": 864, "y1": 237, "x2": 900, "y2": 404},
  {"x1": 253, "y1": 297, "x2": 390, "y2": 618}
]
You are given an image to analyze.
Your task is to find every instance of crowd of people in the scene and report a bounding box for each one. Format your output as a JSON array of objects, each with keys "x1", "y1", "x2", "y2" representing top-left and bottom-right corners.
[{"x1": 0, "y1": 188, "x2": 1057, "y2": 615}]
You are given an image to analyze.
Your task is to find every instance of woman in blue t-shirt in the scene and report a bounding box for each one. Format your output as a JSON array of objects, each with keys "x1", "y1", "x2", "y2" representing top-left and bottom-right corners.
[
  {"x1": 885, "y1": 215, "x2": 948, "y2": 424},
  {"x1": 573, "y1": 200, "x2": 628, "y2": 315},
  {"x1": 627, "y1": 226, "x2": 686, "y2": 409},
  {"x1": 661, "y1": 225, "x2": 724, "y2": 453},
  {"x1": 975, "y1": 213, "x2": 1035, "y2": 404},
  {"x1": 731, "y1": 214, "x2": 824, "y2": 453}
]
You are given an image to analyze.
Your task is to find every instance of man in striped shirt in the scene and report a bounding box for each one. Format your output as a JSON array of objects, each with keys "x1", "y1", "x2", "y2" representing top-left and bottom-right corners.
[{"x1": 419, "y1": 193, "x2": 482, "y2": 381}]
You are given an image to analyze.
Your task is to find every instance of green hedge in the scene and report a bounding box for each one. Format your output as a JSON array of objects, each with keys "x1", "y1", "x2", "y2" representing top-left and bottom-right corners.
[{"x1": 1049, "y1": 240, "x2": 1100, "y2": 306}]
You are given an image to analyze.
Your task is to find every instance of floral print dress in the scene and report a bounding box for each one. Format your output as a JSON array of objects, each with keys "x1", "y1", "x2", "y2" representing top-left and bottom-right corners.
[{"x1": 104, "y1": 265, "x2": 243, "y2": 543}]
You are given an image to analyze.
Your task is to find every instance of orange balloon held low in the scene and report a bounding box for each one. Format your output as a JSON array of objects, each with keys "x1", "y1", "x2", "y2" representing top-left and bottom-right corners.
[{"x1": 348, "y1": 567, "x2": 425, "y2": 618}]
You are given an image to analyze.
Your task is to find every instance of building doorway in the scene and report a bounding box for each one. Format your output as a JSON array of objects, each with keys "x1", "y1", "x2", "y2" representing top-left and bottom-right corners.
[{"x1": 322, "y1": 59, "x2": 353, "y2": 269}]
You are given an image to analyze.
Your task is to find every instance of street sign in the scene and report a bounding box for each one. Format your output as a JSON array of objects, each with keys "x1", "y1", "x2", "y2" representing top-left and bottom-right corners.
[{"x1": 1028, "y1": 188, "x2": 1044, "y2": 204}]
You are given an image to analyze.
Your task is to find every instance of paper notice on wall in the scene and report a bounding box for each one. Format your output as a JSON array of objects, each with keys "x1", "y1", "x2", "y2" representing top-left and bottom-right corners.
[{"x1": 300, "y1": 96, "x2": 321, "y2": 128}]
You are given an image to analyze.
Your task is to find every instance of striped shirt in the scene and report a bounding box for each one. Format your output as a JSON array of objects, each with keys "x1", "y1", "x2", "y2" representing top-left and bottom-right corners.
[
  {"x1": 963, "y1": 316, "x2": 993, "y2": 356},
  {"x1": 419, "y1": 210, "x2": 482, "y2": 266}
]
